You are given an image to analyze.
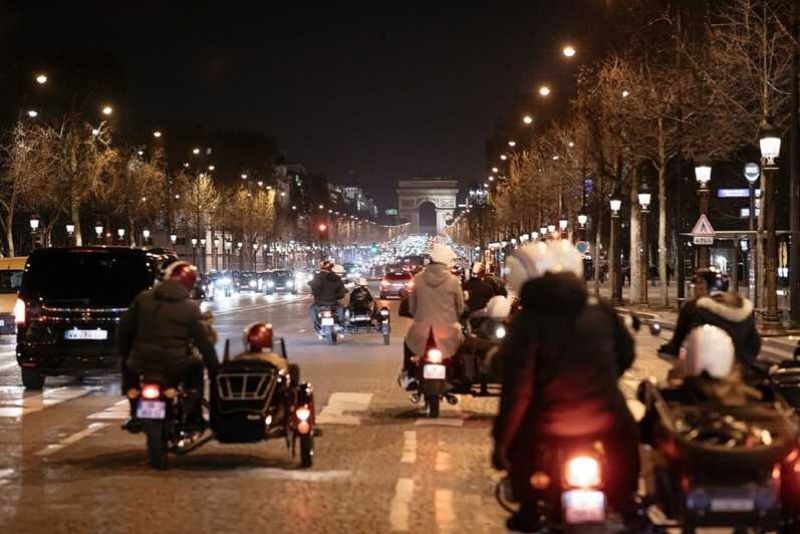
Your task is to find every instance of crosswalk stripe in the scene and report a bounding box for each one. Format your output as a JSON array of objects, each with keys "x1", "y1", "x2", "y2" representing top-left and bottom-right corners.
[
  {"x1": 88, "y1": 399, "x2": 129, "y2": 420},
  {"x1": 35, "y1": 422, "x2": 108, "y2": 456},
  {"x1": 316, "y1": 392, "x2": 372, "y2": 425},
  {"x1": 0, "y1": 386, "x2": 93, "y2": 418},
  {"x1": 389, "y1": 478, "x2": 415, "y2": 532}
]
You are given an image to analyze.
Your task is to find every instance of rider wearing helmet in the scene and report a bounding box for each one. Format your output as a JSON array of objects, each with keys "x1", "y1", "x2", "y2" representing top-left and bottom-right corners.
[
  {"x1": 233, "y1": 323, "x2": 289, "y2": 373},
  {"x1": 492, "y1": 241, "x2": 638, "y2": 532},
  {"x1": 348, "y1": 277, "x2": 375, "y2": 317},
  {"x1": 463, "y1": 261, "x2": 507, "y2": 315},
  {"x1": 118, "y1": 261, "x2": 218, "y2": 426},
  {"x1": 659, "y1": 268, "x2": 760, "y2": 366},
  {"x1": 308, "y1": 260, "x2": 347, "y2": 328}
]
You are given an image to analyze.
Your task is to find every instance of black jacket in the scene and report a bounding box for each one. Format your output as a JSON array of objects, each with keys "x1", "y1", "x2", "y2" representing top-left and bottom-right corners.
[
  {"x1": 309, "y1": 271, "x2": 347, "y2": 306},
  {"x1": 492, "y1": 273, "x2": 636, "y2": 464},
  {"x1": 463, "y1": 275, "x2": 506, "y2": 313},
  {"x1": 661, "y1": 293, "x2": 760, "y2": 365},
  {"x1": 117, "y1": 280, "x2": 218, "y2": 377},
  {"x1": 349, "y1": 286, "x2": 374, "y2": 312}
]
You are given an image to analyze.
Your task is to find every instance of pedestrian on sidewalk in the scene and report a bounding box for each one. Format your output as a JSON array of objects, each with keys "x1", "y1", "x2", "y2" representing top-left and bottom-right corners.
[{"x1": 659, "y1": 268, "x2": 760, "y2": 367}]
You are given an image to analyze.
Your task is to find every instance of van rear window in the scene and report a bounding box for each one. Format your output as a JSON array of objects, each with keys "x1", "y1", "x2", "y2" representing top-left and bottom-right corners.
[
  {"x1": 21, "y1": 251, "x2": 153, "y2": 307},
  {"x1": 0, "y1": 270, "x2": 22, "y2": 293}
]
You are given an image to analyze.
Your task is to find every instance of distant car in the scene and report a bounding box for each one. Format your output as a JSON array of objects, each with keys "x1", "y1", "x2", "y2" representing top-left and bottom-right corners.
[
  {"x1": 0, "y1": 256, "x2": 26, "y2": 335},
  {"x1": 264, "y1": 269, "x2": 297, "y2": 295},
  {"x1": 380, "y1": 271, "x2": 414, "y2": 299},
  {"x1": 15, "y1": 247, "x2": 161, "y2": 389},
  {"x1": 238, "y1": 271, "x2": 260, "y2": 292}
]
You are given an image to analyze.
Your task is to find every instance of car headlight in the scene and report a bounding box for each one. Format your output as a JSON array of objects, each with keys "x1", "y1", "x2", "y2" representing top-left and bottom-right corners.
[
  {"x1": 249, "y1": 279, "x2": 257, "y2": 288},
  {"x1": 220, "y1": 277, "x2": 232, "y2": 286},
  {"x1": 267, "y1": 280, "x2": 275, "y2": 287},
  {"x1": 286, "y1": 280, "x2": 294, "y2": 287}
]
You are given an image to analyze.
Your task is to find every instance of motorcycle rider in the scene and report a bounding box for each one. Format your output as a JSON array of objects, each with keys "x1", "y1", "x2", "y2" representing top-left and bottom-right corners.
[
  {"x1": 492, "y1": 241, "x2": 638, "y2": 532},
  {"x1": 399, "y1": 243, "x2": 465, "y2": 389},
  {"x1": 659, "y1": 268, "x2": 760, "y2": 366},
  {"x1": 118, "y1": 261, "x2": 218, "y2": 428},
  {"x1": 232, "y1": 322, "x2": 289, "y2": 374},
  {"x1": 309, "y1": 260, "x2": 347, "y2": 328},
  {"x1": 348, "y1": 277, "x2": 376, "y2": 317},
  {"x1": 463, "y1": 261, "x2": 507, "y2": 315}
]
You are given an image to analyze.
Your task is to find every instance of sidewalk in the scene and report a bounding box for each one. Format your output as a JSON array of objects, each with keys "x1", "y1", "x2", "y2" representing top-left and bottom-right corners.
[{"x1": 595, "y1": 282, "x2": 800, "y2": 363}]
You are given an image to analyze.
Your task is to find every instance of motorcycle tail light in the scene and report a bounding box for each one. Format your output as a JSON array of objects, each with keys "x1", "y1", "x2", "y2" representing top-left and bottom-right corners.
[
  {"x1": 565, "y1": 455, "x2": 601, "y2": 489},
  {"x1": 322, "y1": 310, "x2": 332, "y2": 318},
  {"x1": 426, "y1": 348, "x2": 443, "y2": 364},
  {"x1": 13, "y1": 298, "x2": 25, "y2": 325},
  {"x1": 141, "y1": 384, "x2": 161, "y2": 400},
  {"x1": 380, "y1": 307, "x2": 390, "y2": 317},
  {"x1": 530, "y1": 471, "x2": 551, "y2": 490},
  {"x1": 495, "y1": 325, "x2": 507, "y2": 339},
  {"x1": 295, "y1": 405, "x2": 311, "y2": 422}
]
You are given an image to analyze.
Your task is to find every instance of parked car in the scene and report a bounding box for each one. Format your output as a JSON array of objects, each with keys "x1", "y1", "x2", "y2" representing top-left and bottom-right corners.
[
  {"x1": 264, "y1": 269, "x2": 297, "y2": 295},
  {"x1": 379, "y1": 271, "x2": 414, "y2": 299},
  {"x1": 15, "y1": 247, "x2": 162, "y2": 389},
  {"x1": 0, "y1": 257, "x2": 26, "y2": 335}
]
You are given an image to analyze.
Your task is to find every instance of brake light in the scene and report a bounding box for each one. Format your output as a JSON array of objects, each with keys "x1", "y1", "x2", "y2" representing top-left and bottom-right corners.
[
  {"x1": 13, "y1": 298, "x2": 25, "y2": 325},
  {"x1": 141, "y1": 384, "x2": 161, "y2": 400},
  {"x1": 379, "y1": 307, "x2": 390, "y2": 317},
  {"x1": 565, "y1": 456, "x2": 601, "y2": 489},
  {"x1": 322, "y1": 310, "x2": 332, "y2": 318},
  {"x1": 426, "y1": 348, "x2": 443, "y2": 364}
]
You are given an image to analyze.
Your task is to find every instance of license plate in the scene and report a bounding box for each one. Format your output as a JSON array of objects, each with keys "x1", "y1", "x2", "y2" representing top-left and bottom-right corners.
[
  {"x1": 64, "y1": 328, "x2": 108, "y2": 341},
  {"x1": 321, "y1": 317, "x2": 335, "y2": 326},
  {"x1": 562, "y1": 490, "x2": 606, "y2": 524},
  {"x1": 710, "y1": 498, "x2": 755, "y2": 512},
  {"x1": 423, "y1": 364, "x2": 446, "y2": 380},
  {"x1": 136, "y1": 400, "x2": 166, "y2": 419},
  {"x1": 353, "y1": 315, "x2": 371, "y2": 321}
]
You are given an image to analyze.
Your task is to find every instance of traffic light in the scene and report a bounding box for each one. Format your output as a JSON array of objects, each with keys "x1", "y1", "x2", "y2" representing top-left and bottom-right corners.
[{"x1": 371, "y1": 243, "x2": 378, "y2": 254}]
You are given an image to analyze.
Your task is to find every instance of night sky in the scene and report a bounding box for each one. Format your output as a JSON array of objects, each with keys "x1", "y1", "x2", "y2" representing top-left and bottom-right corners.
[{"x1": 5, "y1": 2, "x2": 606, "y2": 209}]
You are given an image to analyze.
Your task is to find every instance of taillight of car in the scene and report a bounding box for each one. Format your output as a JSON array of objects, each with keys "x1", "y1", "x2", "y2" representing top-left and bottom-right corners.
[
  {"x1": 13, "y1": 298, "x2": 26, "y2": 325},
  {"x1": 565, "y1": 455, "x2": 601, "y2": 489},
  {"x1": 141, "y1": 384, "x2": 161, "y2": 400},
  {"x1": 426, "y1": 348, "x2": 443, "y2": 364}
]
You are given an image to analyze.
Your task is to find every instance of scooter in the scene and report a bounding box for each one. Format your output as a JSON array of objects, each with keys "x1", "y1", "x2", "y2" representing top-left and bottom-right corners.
[{"x1": 316, "y1": 307, "x2": 339, "y2": 345}]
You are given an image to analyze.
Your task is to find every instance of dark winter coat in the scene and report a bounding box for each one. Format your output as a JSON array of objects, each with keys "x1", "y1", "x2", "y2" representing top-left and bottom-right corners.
[
  {"x1": 118, "y1": 280, "x2": 218, "y2": 377},
  {"x1": 492, "y1": 272, "x2": 636, "y2": 465},
  {"x1": 349, "y1": 286, "x2": 374, "y2": 313},
  {"x1": 463, "y1": 275, "x2": 506, "y2": 313},
  {"x1": 309, "y1": 271, "x2": 347, "y2": 306},
  {"x1": 661, "y1": 293, "x2": 760, "y2": 365}
]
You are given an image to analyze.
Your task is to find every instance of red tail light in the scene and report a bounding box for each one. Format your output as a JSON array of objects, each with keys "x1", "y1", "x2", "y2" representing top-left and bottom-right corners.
[
  {"x1": 565, "y1": 455, "x2": 601, "y2": 489},
  {"x1": 13, "y1": 298, "x2": 25, "y2": 325},
  {"x1": 141, "y1": 384, "x2": 161, "y2": 400}
]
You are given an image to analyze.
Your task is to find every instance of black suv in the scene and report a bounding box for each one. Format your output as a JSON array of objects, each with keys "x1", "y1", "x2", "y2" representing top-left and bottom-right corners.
[{"x1": 16, "y1": 247, "x2": 162, "y2": 389}]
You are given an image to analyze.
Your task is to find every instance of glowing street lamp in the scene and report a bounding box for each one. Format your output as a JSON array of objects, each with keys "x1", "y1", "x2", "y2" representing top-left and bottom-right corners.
[
  {"x1": 94, "y1": 222, "x2": 104, "y2": 238},
  {"x1": 759, "y1": 118, "x2": 784, "y2": 334},
  {"x1": 562, "y1": 45, "x2": 576, "y2": 58},
  {"x1": 101, "y1": 105, "x2": 113, "y2": 116},
  {"x1": 538, "y1": 85, "x2": 551, "y2": 97},
  {"x1": 523, "y1": 115, "x2": 533, "y2": 125},
  {"x1": 152, "y1": 130, "x2": 162, "y2": 138},
  {"x1": 508, "y1": 140, "x2": 516, "y2": 147},
  {"x1": 35, "y1": 74, "x2": 48, "y2": 85},
  {"x1": 500, "y1": 154, "x2": 508, "y2": 161},
  {"x1": 29, "y1": 215, "x2": 40, "y2": 231},
  {"x1": 65, "y1": 223, "x2": 75, "y2": 236},
  {"x1": 26, "y1": 110, "x2": 38, "y2": 118}
]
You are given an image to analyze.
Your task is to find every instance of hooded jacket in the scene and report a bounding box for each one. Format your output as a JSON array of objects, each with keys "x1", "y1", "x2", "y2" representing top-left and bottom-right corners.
[
  {"x1": 309, "y1": 271, "x2": 347, "y2": 306},
  {"x1": 492, "y1": 273, "x2": 636, "y2": 462},
  {"x1": 404, "y1": 263, "x2": 465, "y2": 357},
  {"x1": 661, "y1": 293, "x2": 760, "y2": 365},
  {"x1": 117, "y1": 280, "x2": 218, "y2": 377}
]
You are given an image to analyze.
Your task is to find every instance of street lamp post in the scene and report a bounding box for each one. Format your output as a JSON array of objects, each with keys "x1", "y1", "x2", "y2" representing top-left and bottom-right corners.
[
  {"x1": 65, "y1": 223, "x2": 75, "y2": 246},
  {"x1": 200, "y1": 238, "x2": 207, "y2": 273},
  {"x1": 558, "y1": 216, "x2": 568, "y2": 240},
  {"x1": 609, "y1": 196, "x2": 622, "y2": 306},
  {"x1": 694, "y1": 163, "x2": 712, "y2": 269},
  {"x1": 638, "y1": 184, "x2": 652, "y2": 304},
  {"x1": 744, "y1": 162, "x2": 760, "y2": 302},
  {"x1": 142, "y1": 229, "x2": 151, "y2": 246},
  {"x1": 29, "y1": 215, "x2": 40, "y2": 250},
  {"x1": 577, "y1": 212, "x2": 588, "y2": 243},
  {"x1": 94, "y1": 222, "x2": 104, "y2": 245},
  {"x1": 759, "y1": 119, "x2": 785, "y2": 335},
  {"x1": 191, "y1": 237, "x2": 198, "y2": 266}
]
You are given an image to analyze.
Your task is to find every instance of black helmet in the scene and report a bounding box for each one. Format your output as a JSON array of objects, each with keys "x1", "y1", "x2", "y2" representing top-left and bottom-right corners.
[{"x1": 694, "y1": 268, "x2": 729, "y2": 296}]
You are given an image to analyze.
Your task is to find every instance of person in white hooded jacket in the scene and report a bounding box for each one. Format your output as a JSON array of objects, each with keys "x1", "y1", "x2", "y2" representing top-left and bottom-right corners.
[{"x1": 399, "y1": 243, "x2": 465, "y2": 388}]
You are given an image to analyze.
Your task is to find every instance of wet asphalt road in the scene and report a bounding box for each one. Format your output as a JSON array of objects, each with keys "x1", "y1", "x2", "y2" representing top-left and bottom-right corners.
[{"x1": 0, "y1": 288, "x2": 704, "y2": 533}]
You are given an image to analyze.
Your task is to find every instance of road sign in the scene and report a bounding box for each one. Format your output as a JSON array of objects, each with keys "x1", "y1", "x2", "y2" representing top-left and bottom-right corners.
[
  {"x1": 744, "y1": 162, "x2": 760, "y2": 183},
  {"x1": 693, "y1": 236, "x2": 714, "y2": 245},
  {"x1": 690, "y1": 214, "x2": 715, "y2": 237},
  {"x1": 576, "y1": 241, "x2": 590, "y2": 255}
]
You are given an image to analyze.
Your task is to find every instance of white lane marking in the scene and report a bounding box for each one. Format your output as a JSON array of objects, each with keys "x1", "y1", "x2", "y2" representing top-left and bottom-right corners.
[
  {"x1": 435, "y1": 489, "x2": 455, "y2": 532},
  {"x1": 35, "y1": 422, "x2": 108, "y2": 456},
  {"x1": 249, "y1": 469, "x2": 351, "y2": 482},
  {"x1": 0, "y1": 361, "x2": 17, "y2": 372},
  {"x1": 401, "y1": 431, "x2": 417, "y2": 464},
  {"x1": 0, "y1": 467, "x2": 13, "y2": 487},
  {"x1": 88, "y1": 399, "x2": 129, "y2": 420},
  {"x1": 0, "y1": 386, "x2": 93, "y2": 418},
  {"x1": 211, "y1": 295, "x2": 310, "y2": 317},
  {"x1": 316, "y1": 392, "x2": 373, "y2": 425},
  {"x1": 389, "y1": 478, "x2": 415, "y2": 532},
  {"x1": 415, "y1": 416, "x2": 464, "y2": 428},
  {"x1": 435, "y1": 444, "x2": 450, "y2": 472}
]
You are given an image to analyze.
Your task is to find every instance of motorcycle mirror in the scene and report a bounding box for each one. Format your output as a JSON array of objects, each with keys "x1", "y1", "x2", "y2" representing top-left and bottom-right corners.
[{"x1": 649, "y1": 322, "x2": 661, "y2": 336}]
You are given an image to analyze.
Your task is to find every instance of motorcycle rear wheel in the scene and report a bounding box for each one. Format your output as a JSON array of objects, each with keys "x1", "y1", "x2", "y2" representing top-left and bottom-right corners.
[
  {"x1": 426, "y1": 395, "x2": 440, "y2": 418},
  {"x1": 300, "y1": 434, "x2": 314, "y2": 468},
  {"x1": 145, "y1": 423, "x2": 168, "y2": 470},
  {"x1": 383, "y1": 332, "x2": 390, "y2": 345}
]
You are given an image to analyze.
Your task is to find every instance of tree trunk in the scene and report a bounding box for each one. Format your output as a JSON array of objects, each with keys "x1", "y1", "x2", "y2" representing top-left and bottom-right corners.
[
  {"x1": 658, "y1": 119, "x2": 669, "y2": 307},
  {"x1": 129, "y1": 217, "x2": 136, "y2": 247},
  {"x1": 4, "y1": 210, "x2": 15, "y2": 257},
  {"x1": 71, "y1": 197, "x2": 83, "y2": 247},
  {"x1": 630, "y1": 168, "x2": 641, "y2": 305}
]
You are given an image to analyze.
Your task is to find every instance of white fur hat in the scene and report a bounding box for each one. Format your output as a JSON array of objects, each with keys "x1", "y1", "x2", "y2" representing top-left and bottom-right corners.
[
  {"x1": 683, "y1": 324, "x2": 735, "y2": 379},
  {"x1": 506, "y1": 240, "x2": 583, "y2": 294}
]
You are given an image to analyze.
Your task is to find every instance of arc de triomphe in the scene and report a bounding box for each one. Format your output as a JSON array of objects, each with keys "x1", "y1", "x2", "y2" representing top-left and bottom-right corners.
[{"x1": 396, "y1": 178, "x2": 458, "y2": 235}]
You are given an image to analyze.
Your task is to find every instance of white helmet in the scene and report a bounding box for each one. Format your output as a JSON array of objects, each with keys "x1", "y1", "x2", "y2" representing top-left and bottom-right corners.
[
  {"x1": 471, "y1": 261, "x2": 485, "y2": 275},
  {"x1": 429, "y1": 243, "x2": 455, "y2": 265},
  {"x1": 356, "y1": 277, "x2": 368, "y2": 286},
  {"x1": 683, "y1": 324, "x2": 735, "y2": 379},
  {"x1": 332, "y1": 264, "x2": 346, "y2": 275},
  {"x1": 506, "y1": 241, "x2": 583, "y2": 294},
  {"x1": 486, "y1": 295, "x2": 511, "y2": 318}
]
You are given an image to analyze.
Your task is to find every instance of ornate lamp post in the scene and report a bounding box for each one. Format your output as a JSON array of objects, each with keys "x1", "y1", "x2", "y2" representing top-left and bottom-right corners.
[
  {"x1": 759, "y1": 119, "x2": 784, "y2": 335},
  {"x1": 29, "y1": 215, "x2": 40, "y2": 250},
  {"x1": 117, "y1": 228, "x2": 126, "y2": 245},
  {"x1": 558, "y1": 216, "x2": 568, "y2": 239},
  {"x1": 142, "y1": 229, "x2": 151, "y2": 246},
  {"x1": 609, "y1": 195, "x2": 622, "y2": 305},
  {"x1": 94, "y1": 222, "x2": 104, "y2": 245},
  {"x1": 694, "y1": 163, "x2": 712, "y2": 268},
  {"x1": 638, "y1": 183, "x2": 652, "y2": 304},
  {"x1": 65, "y1": 223, "x2": 75, "y2": 245},
  {"x1": 744, "y1": 162, "x2": 760, "y2": 302},
  {"x1": 191, "y1": 237, "x2": 198, "y2": 266}
]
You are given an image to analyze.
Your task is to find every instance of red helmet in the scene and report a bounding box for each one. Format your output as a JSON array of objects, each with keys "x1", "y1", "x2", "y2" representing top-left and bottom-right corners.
[
  {"x1": 163, "y1": 261, "x2": 198, "y2": 291},
  {"x1": 244, "y1": 322, "x2": 273, "y2": 353},
  {"x1": 321, "y1": 260, "x2": 333, "y2": 271}
]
